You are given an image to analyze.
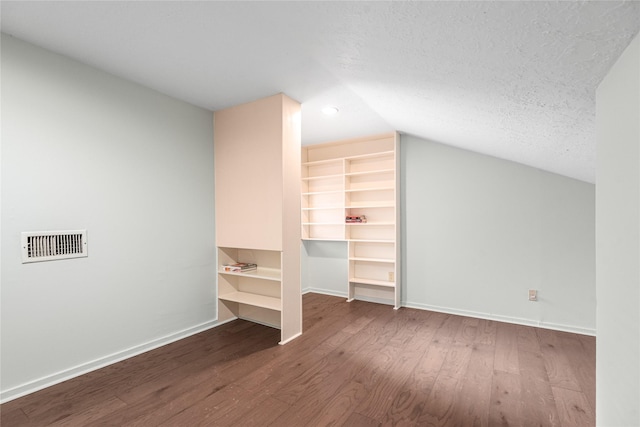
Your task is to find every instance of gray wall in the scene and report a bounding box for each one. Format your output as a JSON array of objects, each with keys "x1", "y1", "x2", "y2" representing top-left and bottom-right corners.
[
  {"x1": 303, "y1": 135, "x2": 596, "y2": 335},
  {"x1": 596, "y1": 32, "x2": 639, "y2": 426},
  {"x1": 301, "y1": 240, "x2": 348, "y2": 297},
  {"x1": 403, "y1": 135, "x2": 595, "y2": 333},
  {"x1": 1, "y1": 35, "x2": 217, "y2": 401}
]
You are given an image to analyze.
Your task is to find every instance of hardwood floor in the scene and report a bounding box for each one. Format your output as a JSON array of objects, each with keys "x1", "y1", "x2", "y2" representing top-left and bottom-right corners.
[{"x1": 1, "y1": 293, "x2": 595, "y2": 426}]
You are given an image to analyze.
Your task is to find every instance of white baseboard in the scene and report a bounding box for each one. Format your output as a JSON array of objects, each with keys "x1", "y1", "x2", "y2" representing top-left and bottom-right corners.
[
  {"x1": 348, "y1": 294, "x2": 394, "y2": 306},
  {"x1": 304, "y1": 287, "x2": 347, "y2": 298},
  {"x1": 303, "y1": 290, "x2": 595, "y2": 336},
  {"x1": 236, "y1": 315, "x2": 279, "y2": 330},
  {"x1": 402, "y1": 300, "x2": 596, "y2": 336},
  {"x1": 306, "y1": 288, "x2": 395, "y2": 307},
  {"x1": 279, "y1": 332, "x2": 303, "y2": 345},
  {"x1": 0, "y1": 318, "x2": 232, "y2": 404}
]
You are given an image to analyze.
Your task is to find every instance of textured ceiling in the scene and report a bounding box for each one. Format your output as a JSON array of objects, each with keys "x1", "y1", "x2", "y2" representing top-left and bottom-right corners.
[{"x1": 2, "y1": 1, "x2": 639, "y2": 183}]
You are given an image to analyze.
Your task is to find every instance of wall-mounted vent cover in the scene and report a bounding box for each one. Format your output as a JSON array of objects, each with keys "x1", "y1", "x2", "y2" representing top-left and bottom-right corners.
[{"x1": 21, "y1": 230, "x2": 88, "y2": 263}]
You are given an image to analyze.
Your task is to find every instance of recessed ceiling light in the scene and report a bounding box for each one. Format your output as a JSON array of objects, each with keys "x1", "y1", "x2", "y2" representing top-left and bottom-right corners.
[{"x1": 322, "y1": 106, "x2": 339, "y2": 115}]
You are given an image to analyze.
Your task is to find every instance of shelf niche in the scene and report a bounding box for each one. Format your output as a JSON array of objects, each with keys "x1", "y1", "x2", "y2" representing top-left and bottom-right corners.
[{"x1": 302, "y1": 133, "x2": 401, "y2": 309}]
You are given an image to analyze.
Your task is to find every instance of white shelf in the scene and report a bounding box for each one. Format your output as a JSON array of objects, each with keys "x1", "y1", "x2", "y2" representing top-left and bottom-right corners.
[
  {"x1": 345, "y1": 187, "x2": 394, "y2": 193},
  {"x1": 302, "y1": 190, "x2": 343, "y2": 196},
  {"x1": 346, "y1": 203, "x2": 394, "y2": 209},
  {"x1": 302, "y1": 158, "x2": 344, "y2": 167},
  {"x1": 349, "y1": 257, "x2": 395, "y2": 263},
  {"x1": 345, "y1": 168, "x2": 394, "y2": 177},
  {"x1": 218, "y1": 291, "x2": 281, "y2": 311},
  {"x1": 302, "y1": 206, "x2": 345, "y2": 211},
  {"x1": 349, "y1": 277, "x2": 396, "y2": 288},
  {"x1": 345, "y1": 222, "x2": 395, "y2": 226},
  {"x1": 348, "y1": 238, "x2": 394, "y2": 243},
  {"x1": 218, "y1": 267, "x2": 281, "y2": 281},
  {"x1": 344, "y1": 150, "x2": 394, "y2": 161},
  {"x1": 302, "y1": 237, "x2": 346, "y2": 242},
  {"x1": 302, "y1": 174, "x2": 343, "y2": 181}
]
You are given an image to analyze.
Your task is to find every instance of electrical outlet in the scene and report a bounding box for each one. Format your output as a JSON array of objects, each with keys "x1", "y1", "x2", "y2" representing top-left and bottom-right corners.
[
  {"x1": 388, "y1": 272, "x2": 394, "y2": 282},
  {"x1": 528, "y1": 289, "x2": 538, "y2": 301}
]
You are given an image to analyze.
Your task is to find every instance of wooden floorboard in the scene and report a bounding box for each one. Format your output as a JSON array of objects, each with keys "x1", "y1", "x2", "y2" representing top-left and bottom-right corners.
[{"x1": 1, "y1": 293, "x2": 595, "y2": 426}]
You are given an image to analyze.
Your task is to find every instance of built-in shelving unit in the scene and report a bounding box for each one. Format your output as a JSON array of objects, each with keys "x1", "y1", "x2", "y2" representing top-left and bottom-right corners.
[
  {"x1": 302, "y1": 133, "x2": 401, "y2": 309},
  {"x1": 214, "y1": 94, "x2": 302, "y2": 344},
  {"x1": 217, "y1": 247, "x2": 283, "y2": 327}
]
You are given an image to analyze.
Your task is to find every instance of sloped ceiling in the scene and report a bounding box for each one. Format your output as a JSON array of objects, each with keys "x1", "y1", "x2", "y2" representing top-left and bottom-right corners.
[{"x1": 2, "y1": 1, "x2": 639, "y2": 183}]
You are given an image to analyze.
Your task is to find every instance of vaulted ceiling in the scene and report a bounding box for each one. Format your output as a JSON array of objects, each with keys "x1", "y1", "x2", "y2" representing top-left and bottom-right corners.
[{"x1": 2, "y1": 1, "x2": 639, "y2": 183}]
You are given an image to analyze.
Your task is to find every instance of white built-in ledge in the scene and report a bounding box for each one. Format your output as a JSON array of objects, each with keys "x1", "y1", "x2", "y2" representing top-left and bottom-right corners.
[
  {"x1": 349, "y1": 277, "x2": 396, "y2": 287},
  {"x1": 349, "y1": 257, "x2": 395, "y2": 263},
  {"x1": 218, "y1": 291, "x2": 281, "y2": 311},
  {"x1": 218, "y1": 268, "x2": 281, "y2": 282}
]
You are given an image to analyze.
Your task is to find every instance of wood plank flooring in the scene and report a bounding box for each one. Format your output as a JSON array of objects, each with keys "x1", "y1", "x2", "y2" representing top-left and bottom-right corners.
[{"x1": 1, "y1": 293, "x2": 595, "y2": 426}]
